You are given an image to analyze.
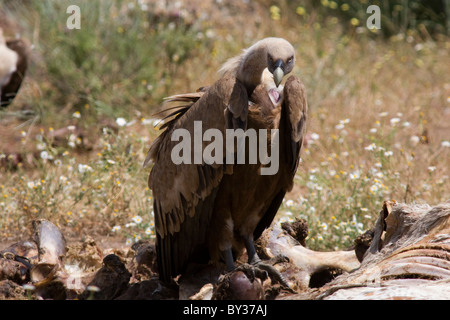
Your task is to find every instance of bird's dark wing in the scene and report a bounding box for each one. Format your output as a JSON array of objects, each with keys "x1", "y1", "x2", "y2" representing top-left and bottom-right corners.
[
  {"x1": 1, "y1": 39, "x2": 28, "y2": 108},
  {"x1": 253, "y1": 75, "x2": 308, "y2": 240},
  {"x1": 145, "y1": 74, "x2": 249, "y2": 282}
]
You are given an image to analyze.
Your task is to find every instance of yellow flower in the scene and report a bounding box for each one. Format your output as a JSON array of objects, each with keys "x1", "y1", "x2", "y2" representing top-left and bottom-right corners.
[
  {"x1": 270, "y1": 5, "x2": 281, "y2": 20},
  {"x1": 350, "y1": 18, "x2": 360, "y2": 26},
  {"x1": 341, "y1": 3, "x2": 350, "y2": 11},
  {"x1": 296, "y1": 6, "x2": 306, "y2": 15}
]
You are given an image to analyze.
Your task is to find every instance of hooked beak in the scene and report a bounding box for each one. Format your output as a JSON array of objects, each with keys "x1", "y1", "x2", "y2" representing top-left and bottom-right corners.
[
  {"x1": 272, "y1": 59, "x2": 285, "y2": 87},
  {"x1": 273, "y1": 67, "x2": 284, "y2": 88}
]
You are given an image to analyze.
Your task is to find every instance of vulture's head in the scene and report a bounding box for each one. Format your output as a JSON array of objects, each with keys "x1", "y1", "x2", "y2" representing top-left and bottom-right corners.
[
  {"x1": 264, "y1": 38, "x2": 295, "y2": 87},
  {"x1": 220, "y1": 37, "x2": 296, "y2": 91}
]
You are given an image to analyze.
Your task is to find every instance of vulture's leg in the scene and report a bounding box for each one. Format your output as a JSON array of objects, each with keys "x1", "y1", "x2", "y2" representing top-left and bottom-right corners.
[
  {"x1": 243, "y1": 235, "x2": 292, "y2": 290},
  {"x1": 223, "y1": 248, "x2": 235, "y2": 272}
]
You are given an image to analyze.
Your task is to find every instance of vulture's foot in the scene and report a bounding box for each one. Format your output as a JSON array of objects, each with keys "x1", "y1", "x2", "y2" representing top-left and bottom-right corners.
[
  {"x1": 249, "y1": 258, "x2": 293, "y2": 292},
  {"x1": 242, "y1": 237, "x2": 294, "y2": 292},
  {"x1": 235, "y1": 263, "x2": 268, "y2": 283}
]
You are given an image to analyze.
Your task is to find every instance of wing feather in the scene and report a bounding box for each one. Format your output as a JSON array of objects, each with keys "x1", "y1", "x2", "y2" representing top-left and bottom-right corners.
[{"x1": 147, "y1": 74, "x2": 249, "y2": 282}]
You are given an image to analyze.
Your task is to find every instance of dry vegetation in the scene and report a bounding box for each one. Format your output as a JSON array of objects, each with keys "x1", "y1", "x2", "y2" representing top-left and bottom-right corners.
[{"x1": 0, "y1": 0, "x2": 449, "y2": 253}]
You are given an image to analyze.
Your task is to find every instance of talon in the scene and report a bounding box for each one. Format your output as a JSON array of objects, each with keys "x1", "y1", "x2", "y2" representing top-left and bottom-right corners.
[
  {"x1": 236, "y1": 263, "x2": 268, "y2": 282},
  {"x1": 252, "y1": 261, "x2": 291, "y2": 290}
]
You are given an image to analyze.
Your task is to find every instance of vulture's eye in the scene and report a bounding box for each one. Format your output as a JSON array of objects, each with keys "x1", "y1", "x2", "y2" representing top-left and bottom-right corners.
[
  {"x1": 287, "y1": 57, "x2": 293, "y2": 64},
  {"x1": 268, "y1": 55, "x2": 274, "y2": 63}
]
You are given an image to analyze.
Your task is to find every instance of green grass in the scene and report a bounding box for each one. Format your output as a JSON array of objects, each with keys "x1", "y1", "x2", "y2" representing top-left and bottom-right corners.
[{"x1": 0, "y1": 0, "x2": 449, "y2": 251}]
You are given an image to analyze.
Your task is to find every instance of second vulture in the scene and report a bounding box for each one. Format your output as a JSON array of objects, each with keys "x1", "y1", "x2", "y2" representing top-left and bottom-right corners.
[
  {"x1": 144, "y1": 37, "x2": 308, "y2": 286},
  {"x1": 0, "y1": 28, "x2": 28, "y2": 108}
]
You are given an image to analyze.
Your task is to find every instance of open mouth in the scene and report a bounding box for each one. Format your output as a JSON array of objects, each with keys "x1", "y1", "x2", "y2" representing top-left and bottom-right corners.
[{"x1": 268, "y1": 88, "x2": 281, "y2": 105}]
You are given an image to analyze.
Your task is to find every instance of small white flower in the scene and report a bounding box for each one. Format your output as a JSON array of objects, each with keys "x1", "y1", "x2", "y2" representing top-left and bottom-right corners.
[
  {"x1": 285, "y1": 199, "x2": 295, "y2": 207},
  {"x1": 384, "y1": 151, "x2": 393, "y2": 157},
  {"x1": 145, "y1": 227, "x2": 152, "y2": 235},
  {"x1": 442, "y1": 141, "x2": 450, "y2": 148},
  {"x1": 54, "y1": 159, "x2": 62, "y2": 166},
  {"x1": 349, "y1": 170, "x2": 360, "y2": 180},
  {"x1": 335, "y1": 123, "x2": 345, "y2": 130},
  {"x1": 78, "y1": 164, "x2": 93, "y2": 173},
  {"x1": 112, "y1": 225, "x2": 121, "y2": 232},
  {"x1": 310, "y1": 133, "x2": 320, "y2": 140},
  {"x1": 132, "y1": 215, "x2": 143, "y2": 224},
  {"x1": 72, "y1": 111, "x2": 81, "y2": 118},
  {"x1": 428, "y1": 166, "x2": 436, "y2": 172},
  {"x1": 378, "y1": 112, "x2": 388, "y2": 117},
  {"x1": 27, "y1": 181, "x2": 35, "y2": 189},
  {"x1": 116, "y1": 117, "x2": 127, "y2": 127},
  {"x1": 402, "y1": 121, "x2": 410, "y2": 127},
  {"x1": 365, "y1": 143, "x2": 376, "y2": 151},
  {"x1": 410, "y1": 135, "x2": 420, "y2": 146},
  {"x1": 40, "y1": 151, "x2": 50, "y2": 160},
  {"x1": 374, "y1": 172, "x2": 384, "y2": 179},
  {"x1": 369, "y1": 128, "x2": 377, "y2": 133},
  {"x1": 390, "y1": 118, "x2": 401, "y2": 126},
  {"x1": 67, "y1": 125, "x2": 76, "y2": 131},
  {"x1": 36, "y1": 142, "x2": 46, "y2": 151}
]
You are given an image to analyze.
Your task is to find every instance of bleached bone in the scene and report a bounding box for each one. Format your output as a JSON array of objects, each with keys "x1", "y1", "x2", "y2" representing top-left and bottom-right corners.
[
  {"x1": 257, "y1": 222, "x2": 360, "y2": 290},
  {"x1": 282, "y1": 201, "x2": 450, "y2": 300}
]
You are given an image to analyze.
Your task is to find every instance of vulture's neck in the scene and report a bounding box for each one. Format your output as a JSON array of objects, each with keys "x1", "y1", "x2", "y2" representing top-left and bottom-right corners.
[{"x1": 237, "y1": 42, "x2": 268, "y2": 95}]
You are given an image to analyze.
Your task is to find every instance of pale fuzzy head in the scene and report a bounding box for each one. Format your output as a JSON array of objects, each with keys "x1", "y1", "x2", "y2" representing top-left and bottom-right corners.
[
  {"x1": 258, "y1": 37, "x2": 295, "y2": 78},
  {"x1": 220, "y1": 37, "x2": 295, "y2": 89}
]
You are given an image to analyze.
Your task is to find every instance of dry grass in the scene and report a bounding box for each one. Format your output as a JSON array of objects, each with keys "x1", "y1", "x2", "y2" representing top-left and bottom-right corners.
[{"x1": 0, "y1": 0, "x2": 449, "y2": 250}]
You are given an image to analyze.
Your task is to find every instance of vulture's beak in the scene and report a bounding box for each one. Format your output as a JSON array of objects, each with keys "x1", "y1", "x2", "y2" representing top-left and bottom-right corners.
[
  {"x1": 273, "y1": 68, "x2": 284, "y2": 87},
  {"x1": 272, "y1": 59, "x2": 285, "y2": 87}
]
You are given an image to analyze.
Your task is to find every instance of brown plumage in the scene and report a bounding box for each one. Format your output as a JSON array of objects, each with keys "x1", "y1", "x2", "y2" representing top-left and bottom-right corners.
[
  {"x1": 144, "y1": 38, "x2": 308, "y2": 284},
  {"x1": 0, "y1": 28, "x2": 29, "y2": 108}
]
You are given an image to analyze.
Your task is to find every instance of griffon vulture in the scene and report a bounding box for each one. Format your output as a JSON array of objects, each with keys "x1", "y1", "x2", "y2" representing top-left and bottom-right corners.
[
  {"x1": 144, "y1": 37, "x2": 308, "y2": 286},
  {"x1": 0, "y1": 28, "x2": 28, "y2": 108}
]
